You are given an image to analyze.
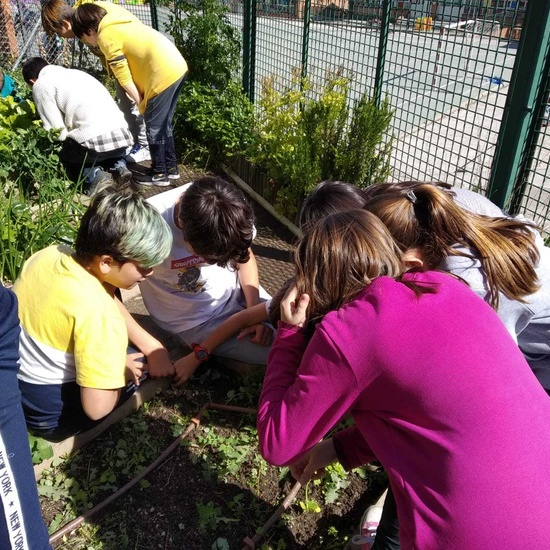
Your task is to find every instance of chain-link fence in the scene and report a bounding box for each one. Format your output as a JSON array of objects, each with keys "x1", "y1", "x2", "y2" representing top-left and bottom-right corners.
[{"x1": 0, "y1": 0, "x2": 159, "y2": 71}]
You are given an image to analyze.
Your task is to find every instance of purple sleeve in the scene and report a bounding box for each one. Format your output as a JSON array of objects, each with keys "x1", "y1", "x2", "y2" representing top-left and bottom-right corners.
[
  {"x1": 257, "y1": 320, "x2": 361, "y2": 466},
  {"x1": 333, "y1": 426, "x2": 377, "y2": 470}
]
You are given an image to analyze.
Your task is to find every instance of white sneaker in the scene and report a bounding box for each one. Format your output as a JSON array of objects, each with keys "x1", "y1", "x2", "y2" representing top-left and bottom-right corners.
[
  {"x1": 351, "y1": 489, "x2": 387, "y2": 549},
  {"x1": 125, "y1": 144, "x2": 151, "y2": 163}
]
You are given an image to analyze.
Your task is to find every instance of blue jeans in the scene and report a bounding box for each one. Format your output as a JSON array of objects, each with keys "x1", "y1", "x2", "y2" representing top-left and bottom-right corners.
[
  {"x1": 176, "y1": 286, "x2": 273, "y2": 366},
  {"x1": 115, "y1": 81, "x2": 147, "y2": 147},
  {"x1": 59, "y1": 138, "x2": 127, "y2": 183},
  {"x1": 144, "y1": 74, "x2": 187, "y2": 175}
]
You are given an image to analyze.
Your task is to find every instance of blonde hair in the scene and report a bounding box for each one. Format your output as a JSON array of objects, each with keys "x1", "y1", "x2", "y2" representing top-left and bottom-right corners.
[
  {"x1": 363, "y1": 182, "x2": 540, "y2": 309},
  {"x1": 294, "y1": 209, "x2": 407, "y2": 323}
]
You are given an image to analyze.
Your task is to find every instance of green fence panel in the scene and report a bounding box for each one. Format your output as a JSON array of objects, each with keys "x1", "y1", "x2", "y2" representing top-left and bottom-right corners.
[{"x1": 487, "y1": 0, "x2": 550, "y2": 215}]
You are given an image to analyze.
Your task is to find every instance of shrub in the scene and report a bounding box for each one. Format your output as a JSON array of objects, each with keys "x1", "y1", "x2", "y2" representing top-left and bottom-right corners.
[
  {"x1": 167, "y1": 0, "x2": 241, "y2": 91},
  {"x1": 248, "y1": 70, "x2": 394, "y2": 218},
  {"x1": 166, "y1": 0, "x2": 253, "y2": 165},
  {"x1": 0, "y1": 96, "x2": 64, "y2": 195},
  {"x1": 0, "y1": 94, "x2": 83, "y2": 283},
  {"x1": 173, "y1": 80, "x2": 254, "y2": 165}
]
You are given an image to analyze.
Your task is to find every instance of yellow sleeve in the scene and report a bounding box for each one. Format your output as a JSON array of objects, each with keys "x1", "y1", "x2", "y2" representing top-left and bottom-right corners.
[
  {"x1": 74, "y1": 307, "x2": 128, "y2": 389},
  {"x1": 97, "y1": 31, "x2": 135, "y2": 89}
]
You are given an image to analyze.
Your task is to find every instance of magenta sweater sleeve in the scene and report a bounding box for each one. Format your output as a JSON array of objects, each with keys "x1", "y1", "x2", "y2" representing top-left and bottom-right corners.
[
  {"x1": 333, "y1": 426, "x2": 376, "y2": 470},
  {"x1": 257, "y1": 321, "x2": 361, "y2": 466}
]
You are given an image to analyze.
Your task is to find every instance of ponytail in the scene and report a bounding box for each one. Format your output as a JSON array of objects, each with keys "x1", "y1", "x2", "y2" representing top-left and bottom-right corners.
[{"x1": 364, "y1": 182, "x2": 540, "y2": 309}]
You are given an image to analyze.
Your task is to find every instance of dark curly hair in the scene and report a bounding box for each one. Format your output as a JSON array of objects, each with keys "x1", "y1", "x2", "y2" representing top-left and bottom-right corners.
[{"x1": 178, "y1": 177, "x2": 255, "y2": 268}]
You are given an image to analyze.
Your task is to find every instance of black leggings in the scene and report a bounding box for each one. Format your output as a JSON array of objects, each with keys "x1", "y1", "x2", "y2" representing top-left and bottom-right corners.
[{"x1": 372, "y1": 486, "x2": 401, "y2": 550}]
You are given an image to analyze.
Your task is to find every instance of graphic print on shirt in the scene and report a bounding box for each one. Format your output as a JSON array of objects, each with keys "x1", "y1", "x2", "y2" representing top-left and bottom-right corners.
[{"x1": 169, "y1": 255, "x2": 206, "y2": 293}]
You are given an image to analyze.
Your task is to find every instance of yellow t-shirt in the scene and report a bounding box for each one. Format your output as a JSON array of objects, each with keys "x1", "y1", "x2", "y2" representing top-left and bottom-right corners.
[
  {"x1": 13, "y1": 245, "x2": 127, "y2": 389},
  {"x1": 96, "y1": 6, "x2": 188, "y2": 113}
]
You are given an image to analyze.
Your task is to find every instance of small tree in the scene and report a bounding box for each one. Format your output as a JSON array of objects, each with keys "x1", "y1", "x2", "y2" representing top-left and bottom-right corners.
[{"x1": 166, "y1": 0, "x2": 254, "y2": 165}]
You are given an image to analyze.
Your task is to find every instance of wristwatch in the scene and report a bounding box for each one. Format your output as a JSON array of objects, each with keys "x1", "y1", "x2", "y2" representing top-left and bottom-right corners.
[{"x1": 191, "y1": 343, "x2": 210, "y2": 362}]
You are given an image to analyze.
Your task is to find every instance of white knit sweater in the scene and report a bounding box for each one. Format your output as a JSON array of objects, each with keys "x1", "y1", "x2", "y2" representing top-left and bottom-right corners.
[{"x1": 32, "y1": 65, "x2": 128, "y2": 143}]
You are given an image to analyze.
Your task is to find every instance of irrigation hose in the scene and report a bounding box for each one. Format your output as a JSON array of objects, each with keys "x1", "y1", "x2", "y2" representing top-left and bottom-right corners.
[
  {"x1": 47, "y1": 402, "x2": 261, "y2": 545},
  {"x1": 242, "y1": 481, "x2": 302, "y2": 550},
  {"x1": 48, "y1": 403, "x2": 209, "y2": 545}
]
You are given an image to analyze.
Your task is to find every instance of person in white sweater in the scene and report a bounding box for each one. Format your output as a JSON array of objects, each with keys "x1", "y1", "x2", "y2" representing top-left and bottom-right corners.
[{"x1": 22, "y1": 57, "x2": 132, "y2": 193}]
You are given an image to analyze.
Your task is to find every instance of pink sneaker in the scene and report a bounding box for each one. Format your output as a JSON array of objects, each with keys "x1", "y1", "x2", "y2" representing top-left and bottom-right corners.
[{"x1": 351, "y1": 489, "x2": 387, "y2": 549}]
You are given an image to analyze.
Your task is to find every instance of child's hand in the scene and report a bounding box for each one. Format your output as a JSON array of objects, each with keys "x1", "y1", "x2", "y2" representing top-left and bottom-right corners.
[
  {"x1": 237, "y1": 323, "x2": 273, "y2": 346},
  {"x1": 173, "y1": 353, "x2": 200, "y2": 386},
  {"x1": 145, "y1": 348, "x2": 175, "y2": 378},
  {"x1": 280, "y1": 284, "x2": 310, "y2": 328},
  {"x1": 289, "y1": 438, "x2": 338, "y2": 485},
  {"x1": 126, "y1": 351, "x2": 146, "y2": 386}
]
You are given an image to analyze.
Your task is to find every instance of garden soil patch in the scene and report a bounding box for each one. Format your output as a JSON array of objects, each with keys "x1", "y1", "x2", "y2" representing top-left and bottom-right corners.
[
  {"x1": 42, "y1": 371, "x2": 388, "y2": 550},
  {"x1": 39, "y1": 188, "x2": 388, "y2": 549}
]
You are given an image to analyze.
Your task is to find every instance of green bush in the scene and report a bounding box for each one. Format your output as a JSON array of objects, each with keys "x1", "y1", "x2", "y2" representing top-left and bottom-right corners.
[
  {"x1": 173, "y1": 80, "x2": 254, "y2": 165},
  {"x1": 248, "y1": 71, "x2": 394, "y2": 218},
  {"x1": 0, "y1": 96, "x2": 65, "y2": 195},
  {"x1": 166, "y1": 0, "x2": 254, "y2": 165},
  {"x1": 167, "y1": 0, "x2": 241, "y2": 91},
  {"x1": 0, "y1": 95, "x2": 83, "y2": 283}
]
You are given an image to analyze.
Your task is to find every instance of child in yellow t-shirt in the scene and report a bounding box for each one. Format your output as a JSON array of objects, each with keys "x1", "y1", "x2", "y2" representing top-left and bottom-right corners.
[
  {"x1": 72, "y1": 3, "x2": 188, "y2": 185},
  {"x1": 14, "y1": 188, "x2": 173, "y2": 440}
]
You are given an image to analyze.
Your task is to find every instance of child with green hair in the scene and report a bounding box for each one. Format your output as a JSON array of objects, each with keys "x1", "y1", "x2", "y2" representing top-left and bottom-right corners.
[{"x1": 14, "y1": 188, "x2": 173, "y2": 440}]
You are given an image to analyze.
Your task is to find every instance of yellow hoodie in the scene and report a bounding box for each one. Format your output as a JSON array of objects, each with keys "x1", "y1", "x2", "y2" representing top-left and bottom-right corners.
[{"x1": 95, "y1": 3, "x2": 188, "y2": 113}]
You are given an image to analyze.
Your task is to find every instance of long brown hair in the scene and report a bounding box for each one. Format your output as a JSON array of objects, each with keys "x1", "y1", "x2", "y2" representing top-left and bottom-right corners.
[
  {"x1": 295, "y1": 210, "x2": 420, "y2": 324},
  {"x1": 363, "y1": 182, "x2": 540, "y2": 309}
]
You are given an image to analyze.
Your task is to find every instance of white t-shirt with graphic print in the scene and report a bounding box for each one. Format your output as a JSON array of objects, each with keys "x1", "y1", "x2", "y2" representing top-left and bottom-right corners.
[{"x1": 141, "y1": 185, "x2": 245, "y2": 333}]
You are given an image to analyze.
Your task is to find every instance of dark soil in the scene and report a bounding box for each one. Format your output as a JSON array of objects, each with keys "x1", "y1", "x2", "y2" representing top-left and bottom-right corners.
[{"x1": 43, "y1": 366, "x2": 387, "y2": 550}]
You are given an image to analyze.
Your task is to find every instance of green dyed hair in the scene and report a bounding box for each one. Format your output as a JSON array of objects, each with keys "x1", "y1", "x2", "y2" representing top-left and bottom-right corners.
[{"x1": 75, "y1": 188, "x2": 172, "y2": 268}]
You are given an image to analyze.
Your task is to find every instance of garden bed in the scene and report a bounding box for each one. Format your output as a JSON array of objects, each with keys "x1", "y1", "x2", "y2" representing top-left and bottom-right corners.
[
  {"x1": 41, "y1": 366, "x2": 388, "y2": 550},
  {"x1": 35, "y1": 199, "x2": 388, "y2": 550}
]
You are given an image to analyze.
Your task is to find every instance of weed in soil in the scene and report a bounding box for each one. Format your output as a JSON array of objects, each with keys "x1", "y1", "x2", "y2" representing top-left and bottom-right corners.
[{"x1": 41, "y1": 364, "x2": 387, "y2": 549}]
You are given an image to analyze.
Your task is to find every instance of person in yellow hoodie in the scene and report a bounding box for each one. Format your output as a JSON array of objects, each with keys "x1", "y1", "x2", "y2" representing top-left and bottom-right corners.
[
  {"x1": 41, "y1": 0, "x2": 152, "y2": 164},
  {"x1": 72, "y1": 3, "x2": 188, "y2": 186}
]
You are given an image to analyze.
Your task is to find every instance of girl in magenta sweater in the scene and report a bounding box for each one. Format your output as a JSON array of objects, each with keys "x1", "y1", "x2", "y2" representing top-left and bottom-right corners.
[{"x1": 257, "y1": 209, "x2": 550, "y2": 550}]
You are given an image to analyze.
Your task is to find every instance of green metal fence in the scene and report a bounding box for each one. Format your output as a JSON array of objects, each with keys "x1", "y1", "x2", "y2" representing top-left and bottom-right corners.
[
  {"x1": 232, "y1": 0, "x2": 550, "y2": 235},
  {"x1": 3, "y1": 0, "x2": 550, "y2": 234}
]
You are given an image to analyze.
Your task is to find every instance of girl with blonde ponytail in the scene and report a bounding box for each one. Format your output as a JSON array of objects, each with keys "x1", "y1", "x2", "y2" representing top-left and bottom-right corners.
[{"x1": 363, "y1": 181, "x2": 550, "y2": 392}]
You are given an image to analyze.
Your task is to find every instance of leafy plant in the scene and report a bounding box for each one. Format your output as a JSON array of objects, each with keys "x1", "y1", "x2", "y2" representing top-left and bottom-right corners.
[
  {"x1": 320, "y1": 462, "x2": 351, "y2": 505},
  {"x1": 335, "y1": 93, "x2": 394, "y2": 187},
  {"x1": 299, "y1": 480, "x2": 321, "y2": 514},
  {"x1": 196, "y1": 501, "x2": 239, "y2": 531},
  {"x1": 29, "y1": 434, "x2": 53, "y2": 465},
  {"x1": 173, "y1": 80, "x2": 254, "y2": 164},
  {"x1": 38, "y1": 414, "x2": 160, "y2": 534},
  {"x1": 0, "y1": 96, "x2": 66, "y2": 194},
  {"x1": 166, "y1": 0, "x2": 254, "y2": 165},
  {"x1": 248, "y1": 69, "x2": 394, "y2": 218},
  {"x1": 167, "y1": 0, "x2": 241, "y2": 90},
  {"x1": 0, "y1": 181, "x2": 83, "y2": 283}
]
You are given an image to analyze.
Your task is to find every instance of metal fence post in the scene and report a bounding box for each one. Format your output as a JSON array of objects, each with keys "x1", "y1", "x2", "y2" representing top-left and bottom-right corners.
[
  {"x1": 149, "y1": 0, "x2": 159, "y2": 31},
  {"x1": 300, "y1": 0, "x2": 311, "y2": 82},
  {"x1": 373, "y1": 0, "x2": 391, "y2": 107},
  {"x1": 487, "y1": 1, "x2": 550, "y2": 211},
  {"x1": 242, "y1": 0, "x2": 256, "y2": 102}
]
